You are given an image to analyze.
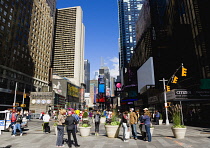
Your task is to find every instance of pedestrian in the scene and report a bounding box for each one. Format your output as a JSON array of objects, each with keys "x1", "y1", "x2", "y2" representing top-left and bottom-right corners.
[
  {"x1": 72, "y1": 111, "x2": 80, "y2": 133},
  {"x1": 129, "y1": 108, "x2": 138, "y2": 140},
  {"x1": 88, "y1": 111, "x2": 93, "y2": 123},
  {"x1": 94, "y1": 111, "x2": 101, "y2": 136},
  {"x1": 28, "y1": 110, "x2": 32, "y2": 121},
  {"x1": 56, "y1": 109, "x2": 66, "y2": 147},
  {"x1": 155, "y1": 110, "x2": 160, "y2": 125},
  {"x1": 143, "y1": 109, "x2": 152, "y2": 142},
  {"x1": 139, "y1": 112, "x2": 146, "y2": 141},
  {"x1": 65, "y1": 111, "x2": 80, "y2": 147},
  {"x1": 122, "y1": 111, "x2": 130, "y2": 142},
  {"x1": 10, "y1": 109, "x2": 17, "y2": 136},
  {"x1": 12, "y1": 111, "x2": 23, "y2": 137},
  {"x1": 43, "y1": 113, "x2": 50, "y2": 133}
]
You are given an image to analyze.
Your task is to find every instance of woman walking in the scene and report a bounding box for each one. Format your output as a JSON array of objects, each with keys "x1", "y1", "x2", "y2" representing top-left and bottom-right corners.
[
  {"x1": 94, "y1": 111, "x2": 101, "y2": 136},
  {"x1": 56, "y1": 109, "x2": 66, "y2": 147},
  {"x1": 122, "y1": 111, "x2": 130, "y2": 142},
  {"x1": 143, "y1": 110, "x2": 152, "y2": 142}
]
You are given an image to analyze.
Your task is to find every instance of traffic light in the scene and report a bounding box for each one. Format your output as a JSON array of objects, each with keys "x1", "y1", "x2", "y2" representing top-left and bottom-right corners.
[
  {"x1": 182, "y1": 67, "x2": 187, "y2": 76},
  {"x1": 172, "y1": 76, "x2": 178, "y2": 83},
  {"x1": 166, "y1": 85, "x2": 170, "y2": 92},
  {"x1": 20, "y1": 104, "x2": 26, "y2": 107}
]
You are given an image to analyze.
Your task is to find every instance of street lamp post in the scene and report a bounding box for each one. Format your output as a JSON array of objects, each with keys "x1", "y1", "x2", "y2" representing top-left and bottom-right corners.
[{"x1": 159, "y1": 78, "x2": 170, "y2": 125}]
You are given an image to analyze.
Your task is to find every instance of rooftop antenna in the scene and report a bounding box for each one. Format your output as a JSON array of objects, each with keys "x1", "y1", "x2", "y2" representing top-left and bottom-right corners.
[{"x1": 100, "y1": 57, "x2": 104, "y2": 68}]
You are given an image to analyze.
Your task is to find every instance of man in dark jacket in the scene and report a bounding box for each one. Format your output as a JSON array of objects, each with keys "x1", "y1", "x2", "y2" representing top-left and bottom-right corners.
[{"x1": 65, "y1": 111, "x2": 80, "y2": 148}]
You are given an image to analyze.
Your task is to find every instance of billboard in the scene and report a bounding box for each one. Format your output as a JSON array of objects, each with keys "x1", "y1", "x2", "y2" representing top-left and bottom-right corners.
[
  {"x1": 137, "y1": 57, "x2": 155, "y2": 94},
  {"x1": 98, "y1": 84, "x2": 105, "y2": 93}
]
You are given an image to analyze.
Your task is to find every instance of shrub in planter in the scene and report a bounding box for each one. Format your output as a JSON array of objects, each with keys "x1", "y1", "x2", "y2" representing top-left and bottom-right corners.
[
  {"x1": 78, "y1": 120, "x2": 91, "y2": 137},
  {"x1": 170, "y1": 104, "x2": 187, "y2": 139},
  {"x1": 82, "y1": 112, "x2": 89, "y2": 118}
]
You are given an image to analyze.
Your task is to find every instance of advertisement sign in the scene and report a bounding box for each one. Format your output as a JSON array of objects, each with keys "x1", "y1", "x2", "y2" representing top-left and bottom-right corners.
[{"x1": 99, "y1": 84, "x2": 105, "y2": 93}]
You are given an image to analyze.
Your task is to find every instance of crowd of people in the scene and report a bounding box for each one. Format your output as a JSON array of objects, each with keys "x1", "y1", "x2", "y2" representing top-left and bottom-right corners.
[{"x1": 8, "y1": 108, "x2": 161, "y2": 147}]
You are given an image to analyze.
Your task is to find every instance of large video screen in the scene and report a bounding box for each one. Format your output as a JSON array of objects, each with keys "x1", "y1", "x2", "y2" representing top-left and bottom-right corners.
[
  {"x1": 137, "y1": 57, "x2": 155, "y2": 94},
  {"x1": 98, "y1": 84, "x2": 105, "y2": 93}
]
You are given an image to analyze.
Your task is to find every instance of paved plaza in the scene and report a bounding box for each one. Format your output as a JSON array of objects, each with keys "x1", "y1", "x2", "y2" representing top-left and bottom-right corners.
[{"x1": 0, "y1": 119, "x2": 210, "y2": 148}]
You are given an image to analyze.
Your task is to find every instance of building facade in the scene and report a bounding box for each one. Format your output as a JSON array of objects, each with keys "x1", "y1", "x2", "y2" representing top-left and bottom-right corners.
[
  {"x1": 84, "y1": 59, "x2": 90, "y2": 93},
  {"x1": 118, "y1": 0, "x2": 145, "y2": 69},
  {"x1": 0, "y1": 0, "x2": 54, "y2": 110},
  {"x1": 53, "y1": 6, "x2": 85, "y2": 87}
]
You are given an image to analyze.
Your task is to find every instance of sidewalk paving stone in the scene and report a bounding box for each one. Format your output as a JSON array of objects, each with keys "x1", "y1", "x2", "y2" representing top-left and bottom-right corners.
[{"x1": 0, "y1": 119, "x2": 210, "y2": 148}]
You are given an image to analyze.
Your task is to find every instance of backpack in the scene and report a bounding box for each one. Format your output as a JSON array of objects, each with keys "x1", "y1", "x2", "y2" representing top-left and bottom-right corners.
[
  {"x1": 95, "y1": 114, "x2": 100, "y2": 122},
  {"x1": 11, "y1": 113, "x2": 17, "y2": 122},
  {"x1": 16, "y1": 115, "x2": 22, "y2": 123}
]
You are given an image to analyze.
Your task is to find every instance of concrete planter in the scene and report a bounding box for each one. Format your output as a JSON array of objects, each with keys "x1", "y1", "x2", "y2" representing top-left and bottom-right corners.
[
  {"x1": 78, "y1": 126, "x2": 91, "y2": 137},
  {"x1": 171, "y1": 127, "x2": 187, "y2": 139},
  {"x1": 159, "y1": 120, "x2": 163, "y2": 125},
  {"x1": 150, "y1": 127, "x2": 154, "y2": 136},
  {"x1": 100, "y1": 117, "x2": 106, "y2": 124},
  {"x1": 105, "y1": 125, "x2": 120, "y2": 138}
]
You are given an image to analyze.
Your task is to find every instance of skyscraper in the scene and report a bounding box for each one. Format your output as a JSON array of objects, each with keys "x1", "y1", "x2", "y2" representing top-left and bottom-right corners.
[
  {"x1": 84, "y1": 59, "x2": 90, "y2": 93},
  {"x1": 0, "y1": 0, "x2": 54, "y2": 109},
  {"x1": 118, "y1": 0, "x2": 145, "y2": 69},
  {"x1": 53, "y1": 6, "x2": 85, "y2": 87}
]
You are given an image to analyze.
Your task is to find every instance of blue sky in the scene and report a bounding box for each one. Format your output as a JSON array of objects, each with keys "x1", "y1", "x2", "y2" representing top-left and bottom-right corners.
[{"x1": 56, "y1": 0, "x2": 119, "y2": 79}]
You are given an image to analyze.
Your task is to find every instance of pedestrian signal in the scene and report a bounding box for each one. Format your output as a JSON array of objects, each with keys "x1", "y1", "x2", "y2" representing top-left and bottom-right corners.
[
  {"x1": 24, "y1": 94, "x2": 27, "y2": 98},
  {"x1": 172, "y1": 76, "x2": 178, "y2": 83},
  {"x1": 182, "y1": 67, "x2": 187, "y2": 76},
  {"x1": 166, "y1": 85, "x2": 170, "y2": 92}
]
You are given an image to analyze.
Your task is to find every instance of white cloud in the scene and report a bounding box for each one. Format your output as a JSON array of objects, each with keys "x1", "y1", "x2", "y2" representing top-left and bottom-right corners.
[{"x1": 109, "y1": 57, "x2": 119, "y2": 78}]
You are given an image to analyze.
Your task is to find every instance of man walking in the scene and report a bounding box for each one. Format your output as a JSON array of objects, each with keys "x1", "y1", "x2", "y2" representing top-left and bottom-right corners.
[
  {"x1": 65, "y1": 111, "x2": 80, "y2": 147},
  {"x1": 155, "y1": 110, "x2": 160, "y2": 125},
  {"x1": 12, "y1": 111, "x2": 23, "y2": 137},
  {"x1": 129, "y1": 108, "x2": 138, "y2": 140}
]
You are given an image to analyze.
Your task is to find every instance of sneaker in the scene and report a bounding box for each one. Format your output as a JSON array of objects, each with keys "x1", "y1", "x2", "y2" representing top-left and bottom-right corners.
[
  {"x1": 75, "y1": 145, "x2": 80, "y2": 147},
  {"x1": 20, "y1": 133, "x2": 23, "y2": 136},
  {"x1": 11, "y1": 135, "x2": 15, "y2": 137},
  {"x1": 135, "y1": 138, "x2": 137, "y2": 140},
  {"x1": 124, "y1": 140, "x2": 128, "y2": 142}
]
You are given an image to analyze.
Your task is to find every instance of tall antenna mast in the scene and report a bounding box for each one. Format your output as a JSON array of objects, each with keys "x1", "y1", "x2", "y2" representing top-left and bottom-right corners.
[{"x1": 100, "y1": 57, "x2": 104, "y2": 68}]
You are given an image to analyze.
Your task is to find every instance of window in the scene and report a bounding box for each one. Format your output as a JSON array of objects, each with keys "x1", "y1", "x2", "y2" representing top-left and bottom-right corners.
[
  {"x1": 1, "y1": 26, "x2": 4, "y2": 30},
  {"x1": 8, "y1": 22, "x2": 10, "y2": 27},
  {"x1": 4, "y1": 11, "x2": 7, "y2": 16}
]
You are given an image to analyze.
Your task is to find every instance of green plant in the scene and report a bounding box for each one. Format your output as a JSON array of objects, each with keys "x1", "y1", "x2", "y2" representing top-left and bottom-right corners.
[
  {"x1": 82, "y1": 112, "x2": 88, "y2": 118},
  {"x1": 80, "y1": 120, "x2": 91, "y2": 127},
  {"x1": 105, "y1": 110, "x2": 120, "y2": 126},
  {"x1": 160, "y1": 113, "x2": 163, "y2": 120},
  {"x1": 170, "y1": 104, "x2": 186, "y2": 128},
  {"x1": 53, "y1": 122, "x2": 58, "y2": 126}
]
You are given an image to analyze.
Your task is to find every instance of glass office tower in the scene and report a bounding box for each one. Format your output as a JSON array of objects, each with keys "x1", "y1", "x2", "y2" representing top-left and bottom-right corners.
[{"x1": 118, "y1": 0, "x2": 145, "y2": 69}]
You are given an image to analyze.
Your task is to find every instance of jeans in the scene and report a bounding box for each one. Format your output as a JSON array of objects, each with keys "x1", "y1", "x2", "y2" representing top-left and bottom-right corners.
[
  {"x1": 43, "y1": 122, "x2": 49, "y2": 132},
  {"x1": 56, "y1": 125, "x2": 64, "y2": 146},
  {"x1": 13, "y1": 123, "x2": 22, "y2": 135},
  {"x1": 145, "y1": 124, "x2": 152, "y2": 142},
  {"x1": 67, "y1": 129, "x2": 79, "y2": 147},
  {"x1": 10, "y1": 122, "x2": 16, "y2": 135},
  {"x1": 156, "y1": 117, "x2": 159, "y2": 125},
  {"x1": 131, "y1": 124, "x2": 137, "y2": 138},
  {"x1": 95, "y1": 122, "x2": 100, "y2": 133},
  {"x1": 122, "y1": 123, "x2": 128, "y2": 140}
]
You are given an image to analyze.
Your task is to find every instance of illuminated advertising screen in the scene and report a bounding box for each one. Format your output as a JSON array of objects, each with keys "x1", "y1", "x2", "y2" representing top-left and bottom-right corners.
[{"x1": 99, "y1": 84, "x2": 105, "y2": 93}]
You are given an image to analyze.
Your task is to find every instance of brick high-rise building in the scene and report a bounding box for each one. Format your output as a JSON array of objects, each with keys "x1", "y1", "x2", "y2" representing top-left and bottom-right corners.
[{"x1": 53, "y1": 6, "x2": 85, "y2": 87}]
